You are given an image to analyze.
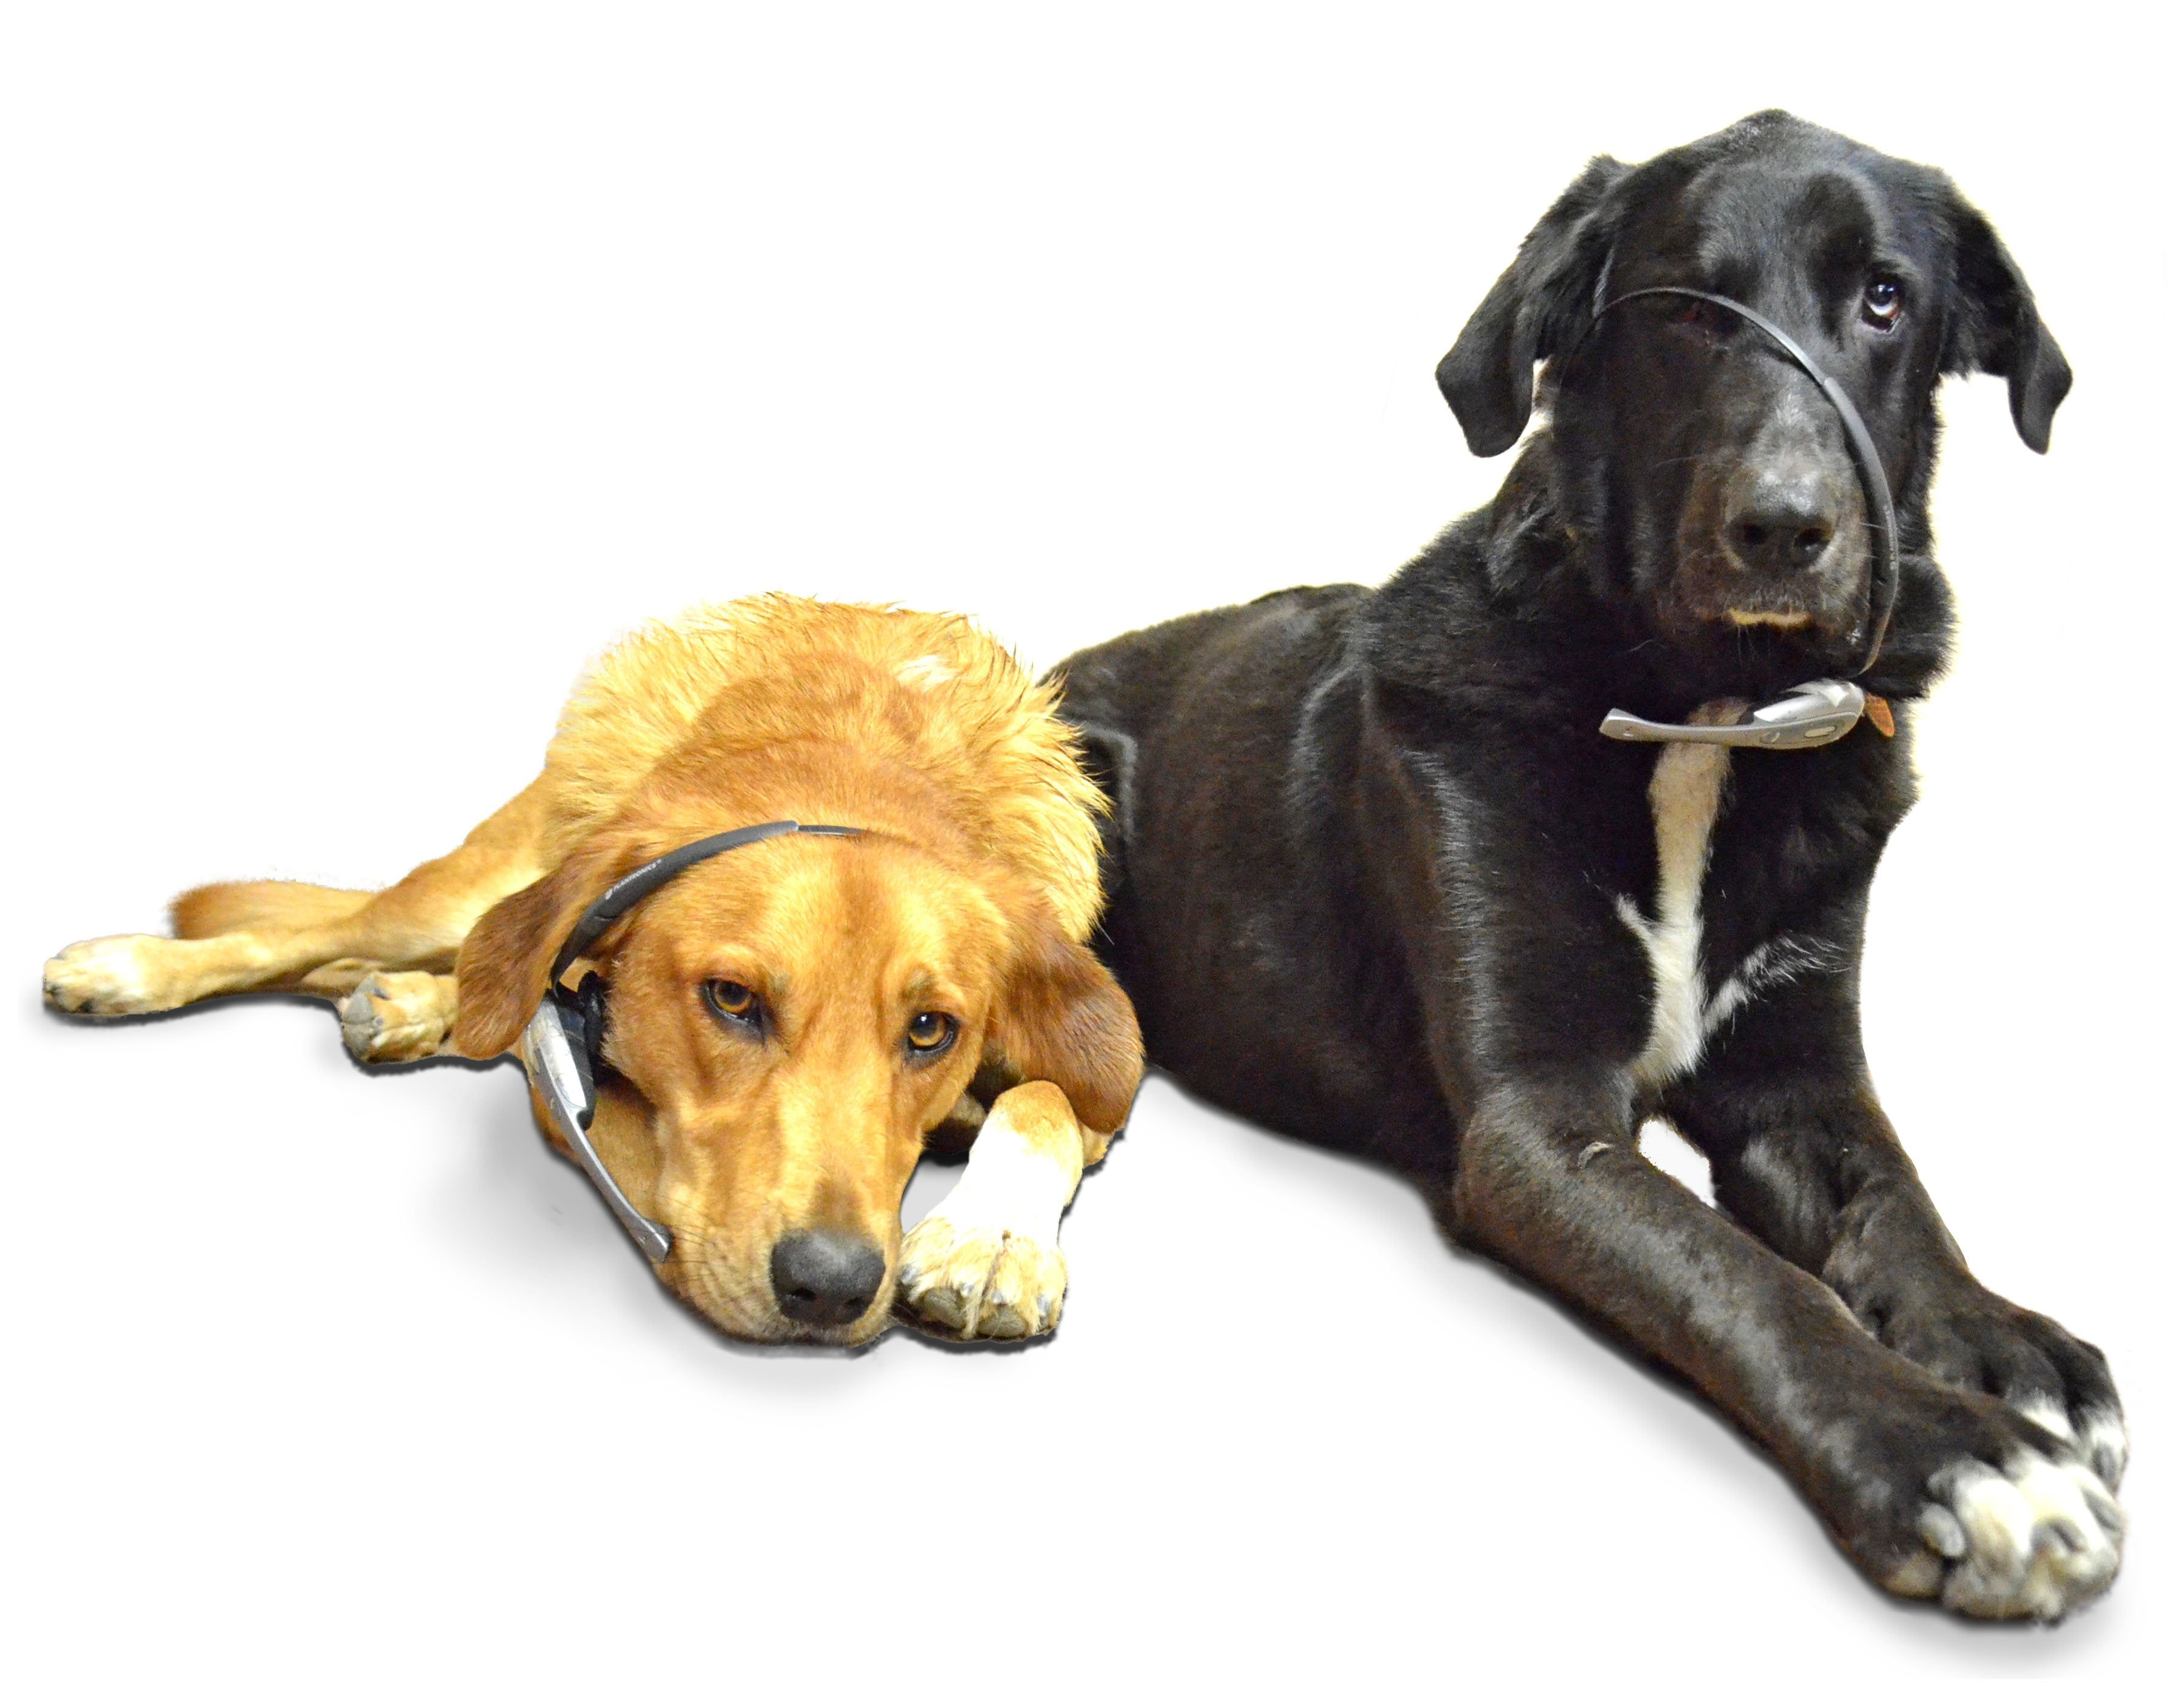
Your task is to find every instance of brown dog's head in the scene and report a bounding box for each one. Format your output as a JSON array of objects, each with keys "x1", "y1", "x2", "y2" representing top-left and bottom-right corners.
[{"x1": 452, "y1": 823, "x2": 1140, "y2": 1345}]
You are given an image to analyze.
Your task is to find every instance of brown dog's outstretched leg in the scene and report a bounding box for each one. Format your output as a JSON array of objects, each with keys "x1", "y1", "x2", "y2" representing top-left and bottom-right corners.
[{"x1": 42, "y1": 777, "x2": 552, "y2": 1044}]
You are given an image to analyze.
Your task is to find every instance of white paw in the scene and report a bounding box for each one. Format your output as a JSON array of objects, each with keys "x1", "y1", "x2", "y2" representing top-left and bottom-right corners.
[
  {"x1": 898, "y1": 1214, "x2": 1068, "y2": 1339},
  {"x1": 340, "y1": 973, "x2": 453, "y2": 1063},
  {"x1": 42, "y1": 935, "x2": 174, "y2": 1016},
  {"x1": 2010, "y1": 1392, "x2": 2129, "y2": 1490},
  {"x1": 1918, "y1": 1448, "x2": 2124, "y2": 1619},
  {"x1": 2079, "y1": 1410, "x2": 2130, "y2": 1492}
]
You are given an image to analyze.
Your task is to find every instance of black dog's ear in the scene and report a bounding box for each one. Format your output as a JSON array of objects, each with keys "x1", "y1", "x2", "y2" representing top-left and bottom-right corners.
[
  {"x1": 1436, "y1": 155, "x2": 1628, "y2": 457},
  {"x1": 1946, "y1": 199, "x2": 2071, "y2": 454}
]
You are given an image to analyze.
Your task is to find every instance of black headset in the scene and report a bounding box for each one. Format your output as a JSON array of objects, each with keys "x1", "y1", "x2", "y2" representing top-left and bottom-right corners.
[
  {"x1": 1578, "y1": 284, "x2": 1901, "y2": 676},
  {"x1": 1568, "y1": 286, "x2": 1905, "y2": 751},
  {"x1": 520, "y1": 819, "x2": 864, "y2": 1260}
]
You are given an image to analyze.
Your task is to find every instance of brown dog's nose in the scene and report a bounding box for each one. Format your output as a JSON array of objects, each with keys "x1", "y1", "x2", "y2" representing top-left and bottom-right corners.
[
  {"x1": 771, "y1": 1230, "x2": 886, "y2": 1326},
  {"x1": 1726, "y1": 467, "x2": 1839, "y2": 577}
]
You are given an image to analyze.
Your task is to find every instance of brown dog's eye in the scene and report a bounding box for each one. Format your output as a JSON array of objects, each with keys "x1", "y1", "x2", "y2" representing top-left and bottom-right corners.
[
  {"x1": 1862, "y1": 278, "x2": 1903, "y2": 327},
  {"x1": 904, "y1": 1011, "x2": 957, "y2": 1056},
  {"x1": 705, "y1": 980, "x2": 760, "y2": 1026}
]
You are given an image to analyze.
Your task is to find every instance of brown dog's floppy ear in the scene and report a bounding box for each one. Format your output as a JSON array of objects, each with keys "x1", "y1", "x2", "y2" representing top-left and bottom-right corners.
[
  {"x1": 450, "y1": 827, "x2": 654, "y2": 1060},
  {"x1": 983, "y1": 913, "x2": 1144, "y2": 1136},
  {"x1": 1436, "y1": 154, "x2": 1628, "y2": 457},
  {"x1": 1944, "y1": 198, "x2": 2071, "y2": 454}
]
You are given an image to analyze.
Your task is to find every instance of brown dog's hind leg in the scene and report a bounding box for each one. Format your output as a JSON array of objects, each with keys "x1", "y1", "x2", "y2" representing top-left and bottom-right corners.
[
  {"x1": 170, "y1": 880, "x2": 375, "y2": 941},
  {"x1": 43, "y1": 779, "x2": 552, "y2": 1030}
]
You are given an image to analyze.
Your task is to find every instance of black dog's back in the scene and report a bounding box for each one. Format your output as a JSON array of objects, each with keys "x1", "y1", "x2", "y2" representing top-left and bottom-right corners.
[{"x1": 1060, "y1": 584, "x2": 1453, "y2": 1171}]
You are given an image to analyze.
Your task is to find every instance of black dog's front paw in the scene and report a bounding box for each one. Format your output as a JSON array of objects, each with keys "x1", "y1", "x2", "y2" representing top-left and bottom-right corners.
[
  {"x1": 1873, "y1": 1282, "x2": 2124, "y2": 1489},
  {"x1": 1813, "y1": 1363, "x2": 2124, "y2": 1620}
]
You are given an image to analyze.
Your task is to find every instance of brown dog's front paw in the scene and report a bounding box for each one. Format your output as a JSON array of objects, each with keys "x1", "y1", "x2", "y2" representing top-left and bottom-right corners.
[
  {"x1": 340, "y1": 972, "x2": 456, "y2": 1063},
  {"x1": 898, "y1": 1214, "x2": 1067, "y2": 1339},
  {"x1": 44, "y1": 935, "x2": 182, "y2": 1016}
]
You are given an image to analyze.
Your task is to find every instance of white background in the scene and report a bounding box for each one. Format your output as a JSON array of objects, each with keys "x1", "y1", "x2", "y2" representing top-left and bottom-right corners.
[{"x1": 3, "y1": 4, "x2": 2160, "y2": 1698}]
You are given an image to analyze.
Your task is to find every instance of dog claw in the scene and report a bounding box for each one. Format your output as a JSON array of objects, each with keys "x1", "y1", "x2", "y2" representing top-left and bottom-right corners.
[
  {"x1": 339, "y1": 971, "x2": 453, "y2": 1063},
  {"x1": 1919, "y1": 1504, "x2": 1967, "y2": 1559},
  {"x1": 898, "y1": 1214, "x2": 1066, "y2": 1341},
  {"x1": 1919, "y1": 1450, "x2": 2123, "y2": 1619}
]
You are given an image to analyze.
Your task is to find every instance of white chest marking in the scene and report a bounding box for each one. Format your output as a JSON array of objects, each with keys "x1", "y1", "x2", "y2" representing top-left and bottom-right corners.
[
  {"x1": 1616, "y1": 737, "x2": 1733, "y2": 1087},
  {"x1": 1613, "y1": 721, "x2": 1842, "y2": 1087}
]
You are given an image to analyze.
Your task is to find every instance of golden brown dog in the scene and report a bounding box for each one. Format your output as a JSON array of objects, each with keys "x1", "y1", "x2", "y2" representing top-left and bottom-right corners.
[{"x1": 44, "y1": 595, "x2": 1143, "y2": 1345}]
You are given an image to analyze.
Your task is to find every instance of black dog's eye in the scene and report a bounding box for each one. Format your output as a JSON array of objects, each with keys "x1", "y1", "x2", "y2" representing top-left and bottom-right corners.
[
  {"x1": 704, "y1": 980, "x2": 761, "y2": 1028},
  {"x1": 903, "y1": 1011, "x2": 957, "y2": 1056},
  {"x1": 1862, "y1": 277, "x2": 1903, "y2": 328}
]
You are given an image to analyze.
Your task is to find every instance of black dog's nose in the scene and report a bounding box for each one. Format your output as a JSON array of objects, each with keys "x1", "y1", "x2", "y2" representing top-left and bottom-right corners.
[
  {"x1": 1727, "y1": 471, "x2": 1839, "y2": 575},
  {"x1": 771, "y1": 1230, "x2": 886, "y2": 1326}
]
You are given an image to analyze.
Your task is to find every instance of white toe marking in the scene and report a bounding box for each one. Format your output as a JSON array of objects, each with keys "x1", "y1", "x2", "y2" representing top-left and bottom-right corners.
[
  {"x1": 1932, "y1": 1450, "x2": 2123, "y2": 1619},
  {"x1": 1918, "y1": 1504, "x2": 1967, "y2": 1559},
  {"x1": 2011, "y1": 1395, "x2": 2129, "y2": 1493},
  {"x1": 2078, "y1": 1410, "x2": 2129, "y2": 1490},
  {"x1": 2011, "y1": 1393, "x2": 2076, "y2": 1444}
]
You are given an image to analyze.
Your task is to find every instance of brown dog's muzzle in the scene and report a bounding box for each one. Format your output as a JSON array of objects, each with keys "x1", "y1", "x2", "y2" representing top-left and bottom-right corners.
[{"x1": 769, "y1": 1227, "x2": 888, "y2": 1328}]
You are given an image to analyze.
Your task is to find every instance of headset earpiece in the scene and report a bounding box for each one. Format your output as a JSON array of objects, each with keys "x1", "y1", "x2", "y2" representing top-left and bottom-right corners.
[
  {"x1": 561, "y1": 969, "x2": 610, "y2": 1116},
  {"x1": 519, "y1": 818, "x2": 865, "y2": 1264}
]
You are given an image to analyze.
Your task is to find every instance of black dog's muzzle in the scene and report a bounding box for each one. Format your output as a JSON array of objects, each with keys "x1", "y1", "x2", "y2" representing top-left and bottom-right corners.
[{"x1": 1573, "y1": 287, "x2": 1901, "y2": 749}]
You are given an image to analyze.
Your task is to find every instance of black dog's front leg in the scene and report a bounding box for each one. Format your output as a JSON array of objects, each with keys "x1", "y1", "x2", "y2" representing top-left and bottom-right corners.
[
  {"x1": 1446, "y1": 1067, "x2": 2122, "y2": 1616},
  {"x1": 1666, "y1": 971, "x2": 2125, "y2": 1490}
]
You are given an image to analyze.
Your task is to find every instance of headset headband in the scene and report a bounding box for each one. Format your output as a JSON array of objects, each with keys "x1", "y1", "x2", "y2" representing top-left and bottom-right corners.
[
  {"x1": 1576, "y1": 286, "x2": 1901, "y2": 678},
  {"x1": 550, "y1": 820, "x2": 863, "y2": 983},
  {"x1": 521, "y1": 818, "x2": 865, "y2": 1261}
]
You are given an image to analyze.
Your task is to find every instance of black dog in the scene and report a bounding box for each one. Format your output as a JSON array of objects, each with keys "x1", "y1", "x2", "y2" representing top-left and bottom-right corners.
[{"x1": 1057, "y1": 112, "x2": 2123, "y2": 1619}]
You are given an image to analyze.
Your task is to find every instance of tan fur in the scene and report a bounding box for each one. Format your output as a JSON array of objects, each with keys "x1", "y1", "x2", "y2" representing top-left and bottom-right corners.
[
  {"x1": 172, "y1": 880, "x2": 373, "y2": 941},
  {"x1": 537, "y1": 596, "x2": 1106, "y2": 940},
  {"x1": 45, "y1": 595, "x2": 1143, "y2": 1345}
]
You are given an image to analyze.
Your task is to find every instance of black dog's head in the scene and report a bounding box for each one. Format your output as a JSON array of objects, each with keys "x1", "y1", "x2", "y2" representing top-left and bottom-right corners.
[{"x1": 1436, "y1": 111, "x2": 2068, "y2": 679}]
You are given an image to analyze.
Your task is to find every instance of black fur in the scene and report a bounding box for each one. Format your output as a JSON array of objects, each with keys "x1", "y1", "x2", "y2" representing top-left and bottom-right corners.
[{"x1": 1058, "y1": 113, "x2": 2116, "y2": 1607}]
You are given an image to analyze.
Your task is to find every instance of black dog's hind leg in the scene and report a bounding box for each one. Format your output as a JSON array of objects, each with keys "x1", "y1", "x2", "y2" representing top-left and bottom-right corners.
[{"x1": 1665, "y1": 968, "x2": 2126, "y2": 1489}]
